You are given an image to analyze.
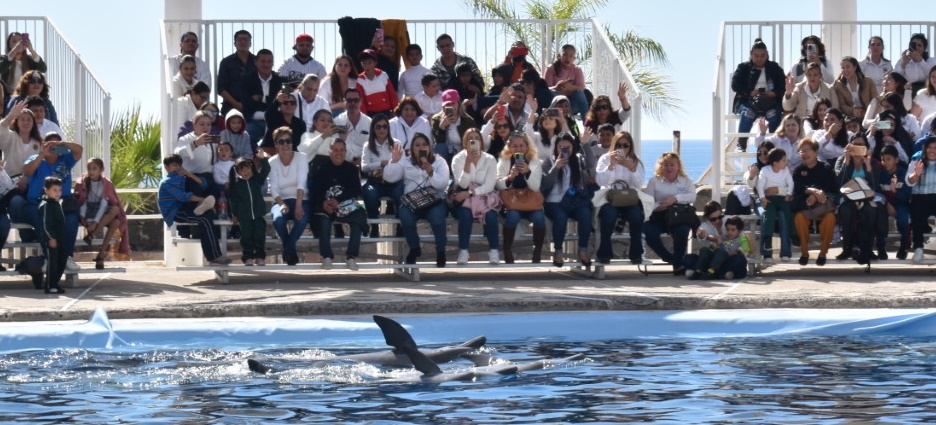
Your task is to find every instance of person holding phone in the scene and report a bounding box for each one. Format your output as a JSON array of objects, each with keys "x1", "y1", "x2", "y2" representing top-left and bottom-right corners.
[
  {"x1": 540, "y1": 134, "x2": 594, "y2": 268},
  {"x1": 451, "y1": 129, "x2": 500, "y2": 265},
  {"x1": 174, "y1": 111, "x2": 219, "y2": 197},
  {"x1": 496, "y1": 131, "x2": 545, "y2": 263},
  {"x1": 789, "y1": 35, "x2": 835, "y2": 85},
  {"x1": 896, "y1": 34, "x2": 936, "y2": 97},
  {"x1": 1, "y1": 32, "x2": 46, "y2": 97},
  {"x1": 834, "y1": 133, "x2": 882, "y2": 264},
  {"x1": 595, "y1": 131, "x2": 645, "y2": 265},
  {"x1": 868, "y1": 110, "x2": 912, "y2": 163},
  {"x1": 430, "y1": 89, "x2": 476, "y2": 162}
]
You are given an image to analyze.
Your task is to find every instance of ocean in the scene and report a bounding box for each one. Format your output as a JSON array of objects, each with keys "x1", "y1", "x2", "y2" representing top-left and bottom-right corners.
[{"x1": 639, "y1": 139, "x2": 713, "y2": 181}]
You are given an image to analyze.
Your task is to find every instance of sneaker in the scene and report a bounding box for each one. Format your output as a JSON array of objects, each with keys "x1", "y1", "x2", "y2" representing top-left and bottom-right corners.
[
  {"x1": 913, "y1": 248, "x2": 925, "y2": 263},
  {"x1": 347, "y1": 257, "x2": 358, "y2": 271},
  {"x1": 724, "y1": 271, "x2": 735, "y2": 280},
  {"x1": 209, "y1": 256, "x2": 232, "y2": 266},
  {"x1": 685, "y1": 269, "x2": 696, "y2": 279},
  {"x1": 256, "y1": 258, "x2": 266, "y2": 266},
  {"x1": 322, "y1": 257, "x2": 333, "y2": 270},
  {"x1": 194, "y1": 195, "x2": 216, "y2": 216},
  {"x1": 780, "y1": 256, "x2": 791, "y2": 262},
  {"x1": 65, "y1": 257, "x2": 80, "y2": 272},
  {"x1": 244, "y1": 258, "x2": 254, "y2": 266},
  {"x1": 457, "y1": 249, "x2": 469, "y2": 265},
  {"x1": 488, "y1": 249, "x2": 500, "y2": 265},
  {"x1": 45, "y1": 287, "x2": 66, "y2": 294}
]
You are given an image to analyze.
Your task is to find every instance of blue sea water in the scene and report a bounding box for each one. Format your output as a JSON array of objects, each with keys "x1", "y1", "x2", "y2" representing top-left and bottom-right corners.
[{"x1": 640, "y1": 139, "x2": 712, "y2": 181}]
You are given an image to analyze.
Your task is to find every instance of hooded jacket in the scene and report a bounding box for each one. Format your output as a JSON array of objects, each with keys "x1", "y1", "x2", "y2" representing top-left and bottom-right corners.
[
  {"x1": 220, "y1": 109, "x2": 254, "y2": 159},
  {"x1": 229, "y1": 158, "x2": 270, "y2": 221}
]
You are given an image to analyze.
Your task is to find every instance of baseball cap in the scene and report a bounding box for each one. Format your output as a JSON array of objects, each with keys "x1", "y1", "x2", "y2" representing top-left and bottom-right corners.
[{"x1": 441, "y1": 89, "x2": 460, "y2": 104}]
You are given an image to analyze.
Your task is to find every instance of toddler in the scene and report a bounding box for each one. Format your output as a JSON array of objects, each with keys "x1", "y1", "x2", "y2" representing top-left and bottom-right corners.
[
  {"x1": 229, "y1": 156, "x2": 270, "y2": 266},
  {"x1": 220, "y1": 110, "x2": 253, "y2": 159}
]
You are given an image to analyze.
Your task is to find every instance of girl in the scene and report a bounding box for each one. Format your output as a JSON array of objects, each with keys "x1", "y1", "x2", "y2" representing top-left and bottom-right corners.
[
  {"x1": 230, "y1": 155, "x2": 270, "y2": 266},
  {"x1": 76, "y1": 158, "x2": 130, "y2": 269},
  {"x1": 361, "y1": 114, "x2": 403, "y2": 237},
  {"x1": 220, "y1": 109, "x2": 252, "y2": 159},
  {"x1": 757, "y1": 148, "x2": 794, "y2": 261},
  {"x1": 542, "y1": 133, "x2": 593, "y2": 267},
  {"x1": 172, "y1": 55, "x2": 199, "y2": 98}
]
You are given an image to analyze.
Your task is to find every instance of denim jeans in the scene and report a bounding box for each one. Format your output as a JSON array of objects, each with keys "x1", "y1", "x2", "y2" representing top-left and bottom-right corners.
[
  {"x1": 643, "y1": 211, "x2": 690, "y2": 265},
  {"x1": 271, "y1": 198, "x2": 311, "y2": 256},
  {"x1": 760, "y1": 196, "x2": 792, "y2": 258},
  {"x1": 504, "y1": 209, "x2": 545, "y2": 229},
  {"x1": 15, "y1": 198, "x2": 80, "y2": 257},
  {"x1": 567, "y1": 90, "x2": 589, "y2": 118},
  {"x1": 0, "y1": 214, "x2": 10, "y2": 250},
  {"x1": 397, "y1": 201, "x2": 447, "y2": 252},
  {"x1": 362, "y1": 180, "x2": 403, "y2": 219},
  {"x1": 737, "y1": 103, "x2": 782, "y2": 150},
  {"x1": 544, "y1": 201, "x2": 593, "y2": 251},
  {"x1": 596, "y1": 204, "x2": 644, "y2": 260},
  {"x1": 246, "y1": 119, "x2": 266, "y2": 144},
  {"x1": 456, "y1": 207, "x2": 499, "y2": 250},
  {"x1": 317, "y1": 212, "x2": 363, "y2": 259}
]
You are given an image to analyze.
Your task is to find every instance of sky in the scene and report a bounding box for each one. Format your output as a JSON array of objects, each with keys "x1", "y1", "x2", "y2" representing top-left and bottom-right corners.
[{"x1": 3, "y1": 0, "x2": 932, "y2": 140}]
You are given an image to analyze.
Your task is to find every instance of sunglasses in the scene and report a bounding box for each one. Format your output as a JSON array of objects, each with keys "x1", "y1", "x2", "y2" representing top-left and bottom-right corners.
[
  {"x1": 345, "y1": 98, "x2": 361, "y2": 103},
  {"x1": 281, "y1": 101, "x2": 297, "y2": 106},
  {"x1": 617, "y1": 144, "x2": 630, "y2": 149},
  {"x1": 275, "y1": 138, "x2": 292, "y2": 145},
  {"x1": 494, "y1": 124, "x2": 511, "y2": 129},
  {"x1": 595, "y1": 104, "x2": 611, "y2": 111},
  {"x1": 708, "y1": 215, "x2": 723, "y2": 222}
]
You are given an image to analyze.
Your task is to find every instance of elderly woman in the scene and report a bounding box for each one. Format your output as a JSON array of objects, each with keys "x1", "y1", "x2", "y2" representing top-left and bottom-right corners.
[
  {"x1": 383, "y1": 132, "x2": 449, "y2": 267},
  {"x1": 389, "y1": 97, "x2": 433, "y2": 151},
  {"x1": 268, "y1": 127, "x2": 311, "y2": 266},
  {"x1": 643, "y1": 152, "x2": 696, "y2": 275},
  {"x1": 792, "y1": 138, "x2": 838, "y2": 266},
  {"x1": 834, "y1": 133, "x2": 881, "y2": 265},
  {"x1": 496, "y1": 131, "x2": 544, "y2": 264},
  {"x1": 595, "y1": 131, "x2": 645, "y2": 265},
  {"x1": 451, "y1": 129, "x2": 500, "y2": 265},
  {"x1": 541, "y1": 133, "x2": 593, "y2": 268},
  {"x1": 430, "y1": 89, "x2": 476, "y2": 162},
  {"x1": 1, "y1": 32, "x2": 46, "y2": 96}
]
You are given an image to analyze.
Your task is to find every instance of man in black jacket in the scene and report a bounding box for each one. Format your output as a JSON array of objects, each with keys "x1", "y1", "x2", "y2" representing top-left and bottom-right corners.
[
  {"x1": 730, "y1": 39, "x2": 786, "y2": 151},
  {"x1": 242, "y1": 49, "x2": 284, "y2": 144}
]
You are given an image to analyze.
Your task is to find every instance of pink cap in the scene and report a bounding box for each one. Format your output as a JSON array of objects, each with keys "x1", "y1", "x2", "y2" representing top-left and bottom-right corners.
[{"x1": 441, "y1": 89, "x2": 460, "y2": 104}]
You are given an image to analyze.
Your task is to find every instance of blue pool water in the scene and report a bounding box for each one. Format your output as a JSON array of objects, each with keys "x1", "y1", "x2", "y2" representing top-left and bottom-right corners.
[{"x1": 3, "y1": 309, "x2": 936, "y2": 424}]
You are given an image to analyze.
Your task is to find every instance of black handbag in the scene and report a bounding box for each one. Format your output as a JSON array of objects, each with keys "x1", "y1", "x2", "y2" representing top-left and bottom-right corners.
[
  {"x1": 665, "y1": 203, "x2": 700, "y2": 230},
  {"x1": 750, "y1": 93, "x2": 777, "y2": 113},
  {"x1": 401, "y1": 186, "x2": 442, "y2": 213}
]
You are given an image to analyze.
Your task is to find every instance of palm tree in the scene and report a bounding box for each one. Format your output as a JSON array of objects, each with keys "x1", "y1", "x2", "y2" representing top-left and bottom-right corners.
[
  {"x1": 464, "y1": 0, "x2": 681, "y2": 122},
  {"x1": 109, "y1": 107, "x2": 162, "y2": 213}
]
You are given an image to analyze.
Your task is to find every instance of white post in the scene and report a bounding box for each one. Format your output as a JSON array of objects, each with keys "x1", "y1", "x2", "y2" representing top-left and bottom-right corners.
[{"x1": 820, "y1": 0, "x2": 857, "y2": 69}]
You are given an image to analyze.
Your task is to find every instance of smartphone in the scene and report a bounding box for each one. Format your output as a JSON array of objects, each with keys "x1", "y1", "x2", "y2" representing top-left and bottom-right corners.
[
  {"x1": 21, "y1": 33, "x2": 29, "y2": 41},
  {"x1": 375, "y1": 28, "x2": 385, "y2": 46},
  {"x1": 469, "y1": 139, "x2": 479, "y2": 153},
  {"x1": 806, "y1": 43, "x2": 817, "y2": 57},
  {"x1": 757, "y1": 87, "x2": 766, "y2": 93},
  {"x1": 545, "y1": 108, "x2": 560, "y2": 118},
  {"x1": 513, "y1": 152, "x2": 525, "y2": 164},
  {"x1": 281, "y1": 82, "x2": 291, "y2": 93},
  {"x1": 443, "y1": 106, "x2": 454, "y2": 117},
  {"x1": 560, "y1": 146, "x2": 570, "y2": 159},
  {"x1": 876, "y1": 120, "x2": 892, "y2": 130},
  {"x1": 909, "y1": 41, "x2": 917, "y2": 51},
  {"x1": 418, "y1": 150, "x2": 428, "y2": 160},
  {"x1": 853, "y1": 145, "x2": 868, "y2": 156},
  {"x1": 495, "y1": 103, "x2": 506, "y2": 116},
  {"x1": 209, "y1": 134, "x2": 221, "y2": 142}
]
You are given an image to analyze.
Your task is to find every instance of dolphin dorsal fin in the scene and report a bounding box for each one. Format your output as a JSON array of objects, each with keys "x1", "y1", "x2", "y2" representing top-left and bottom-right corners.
[{"x1": 372, "y1": 315, "x2": 442, "y2": 375}]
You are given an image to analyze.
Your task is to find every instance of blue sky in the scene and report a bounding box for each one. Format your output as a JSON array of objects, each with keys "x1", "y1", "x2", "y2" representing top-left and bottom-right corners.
[{"x1": 3, "y1": 0, "x2": 931, "y2": 140}]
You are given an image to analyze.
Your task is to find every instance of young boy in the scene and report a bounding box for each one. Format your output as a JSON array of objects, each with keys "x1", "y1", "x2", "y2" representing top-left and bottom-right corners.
[
  {"x1": 38, "y1": 176, "x2": 66, "y2": 294},
  {"x1": 220, "y1": 110, "x2": 253, "y2": 159},
  {"x1": 213, "y1": 141, "x2": 236, "y2": 194},
  {"x1": 756, "y1": 148, "x2": 794, "y2": 261},
  {"x1": 689, "y1": 208, "x2": 751, "y2": 280},
  {"x1": 398, "y1": 44, "x2": 429, "y2": 99},
  {"x1": 879, "y1": 145, "x2": 911, "y2": 259},
  {"x1": 415, "y1": 73, "x2": 442, "y2": 118},
  {"x1": 230, "y1": 155, "x2": 271, "y2": 266},
  {"x1": 158, "y1": 154, "x2": 231, "y2": 265},
  {"x1": 356, "y1": 49, "x2": 398, "y2": 116}
]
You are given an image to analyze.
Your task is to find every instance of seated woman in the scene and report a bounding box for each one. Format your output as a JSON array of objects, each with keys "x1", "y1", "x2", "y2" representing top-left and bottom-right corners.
[
  {"x1": 451, "y1": 129, "x2": 500, "y2": 265},
  {"x1": 528, "y1": 112, "x2": 563, "y2": 163},
  {"x1": 177, "y1": 101, "x2": 224, "y2": 139},
  {"x1": 789, "y1": 35, "x2": 835, "y2": 84},
  {"x1": 496, "y1": 131, "x2": 545, "y2": 264},
  {"x1": 76, "y1": 158, "x2": 130, "y2": 269},
  {"x1": 309, "y1": 138, "x2": 367, "y2": 271},
  {"x1": 1, "y1": 32, "x2": 46, "y2": 97},
  {"x1": 5, "y1": 70, "x2": 57, "y2": 125},
  {"x1": 268, "y1": 127, "x2": 310, "y2": 266},
  {"x1": 482, "y1": 111, "x2": 513, "y2": 158},
  {"x1": 544, "y1": 44, "x2": 588, "y2": 117},
  {"x1": 906, "y1": 135, "x2": 936, "y2": 262},
  {"x1": 879, "y1": 145, "x2": 911, "y2": 259},
  {"x1": 756, "y1": 113, "x2": 805, "y2": 170},
  {"x1": 541, "y1": 133, "x2": 593, "y2": 267},
  {"x1": 430, "y1": 89, "x2": 476, "y2": 162},
  {"x1": 911, "y1": 65, "x2": 936, "y2": 121},
  {"x1": 171, "y1": 55, "x2": 202, "y2": 98},
  {"x1": 504, "y1": 41, "x2": 536, "y2": 83},
  {"x1": 259, "y1": 90, "x2": 306, "y2": 155},
  {"x1": 811, "y1": 107, "x2": 851, "y2": 165},
  {"x1": 548, "y1": 95, "x2": 581, "y2": 138},
  {"x1": 389, "y1": 97, "x2": 432, "y2": 151},
  {"x1": 361, "y1": 114, "x2": 403, "y2": 237},
  {"x1": 520, "y1": 69, "x2": 553, "y2": 116},
  {"x1": 834, "y1": 133, "x2": 881, "y2": 265},
  {"x1": 383, "y1": 133, "x2": 449, "y2": 267},
  {"x1": 802, "y1": 98, "x2": 831, "y2": 134},
  {"x1": 174, "y1": 111, "x2": 216, "y2": 197},
  {"x1": 595, "y1": 131, "x2": 644, "y2": 264},
  {"x1": 792, "y1": 138, "x2": 839, "y2": 266},
  {"x1": 863, "y1": 72, "x2": 913, "y2": 129},
  {"x1": 895, "y1": 33, "x2": 936, "y2": 96},
  {"x1": 833, "y1": 56, "x2": 878, "y2": 119},
  {"x1": 731, "y1": 38, "x2": 786, "y2": 151},
  {"x1": 782, "y1": 63, "x2": 839, "y2": 119},
  {"x1": 642, "y1": 152, "x2": 696, "y2": 275},
  {"x1": 868, "y1": 110, "x2": 912, "y2": 162},
  {"x1": 478, "y1": 64, "x2": 513, "y2": 116},
  {"x1": 583, "y1": 84, "x2": 632, "y2": 135}
]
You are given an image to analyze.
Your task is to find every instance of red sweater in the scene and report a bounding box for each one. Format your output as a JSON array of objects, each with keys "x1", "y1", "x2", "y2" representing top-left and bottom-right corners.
[{"x1": 356, "y1": 68, "x2": 398, "y2": 114}]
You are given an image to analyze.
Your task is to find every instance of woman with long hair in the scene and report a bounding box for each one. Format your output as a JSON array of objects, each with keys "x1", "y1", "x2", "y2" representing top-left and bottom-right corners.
[
  {"x1": 268, "y1": 127, "x2": 310, "y2": 266},
  {"x1": 541, "y1": 133, "x2": 593, "y2": 268},
  {"x1": 361, "y1": 114, "x2": 403, "y2": 237},
  {"x1": 497, "y1": 131, "x2": 545, "y2": 263},
  {"x1": 544, "y1": 44, "x2": 588, "y2": 117},
  {"x1": 859, "y1": 36, "x2": 893, "y2": 93},
  {"x1": 595, "y1": 131, "x2": 645, "y2": 264},
  {"x1": 833, "y1": 56, "x2": 878, "y2": 119},
  {"x1": 1, "y1": 32, "x2": 47, "y2": 96},
  {"x1": 319, "y1": 55, "x2": 358, "y2": 117},
  {"x1": 757, "y1": 113, "x2": 804, "y2": 170},
  {"x1": 451, "y1": 129, "x2": 500, "y2": 264},
  {"x1": 863, "y1": 72, "x2": 913, "y2": 128},
  {"x1": 4, "y1": 70, "x2": 57, "y2": 124}
]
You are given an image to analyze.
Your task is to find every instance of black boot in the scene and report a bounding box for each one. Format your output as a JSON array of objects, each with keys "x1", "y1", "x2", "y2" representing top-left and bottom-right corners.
[
  {"x1": 531, "y1": 227, "x2": 545, "y2": 264},
  {"x1": 370, "y1": 224, "x2": 381, "y2": 238},
  {"x1": 405, "y1": 247, "x2": 421, "y2": 264},
  {"x1": 503, "y1": 227, "x2": 516, "y2": 264}
]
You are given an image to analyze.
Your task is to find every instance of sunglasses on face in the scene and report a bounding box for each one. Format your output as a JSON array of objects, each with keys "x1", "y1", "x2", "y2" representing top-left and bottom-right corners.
[
  {"x1": 275, "y1": 138, "x2": 291, "y2": 145},
  {"x1": 281, "y1": 101, "x2": 297, "y2": 106},
  {"x1": 595, "y1": 104, "x2": 611, "y2": 111},
  {"x1": 617, "y1": 144, "x2": 630, "y2": 149},
  {"x1": 708, "y1": 215, "x2": 723, "y2": 222},
  {"x1": 345, "y1": 98, "x2": 361, "y2": 103}
]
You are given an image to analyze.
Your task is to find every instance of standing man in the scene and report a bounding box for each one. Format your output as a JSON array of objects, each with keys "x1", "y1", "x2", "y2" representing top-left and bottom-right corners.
[
  {"x1": 168, "y1": 31, "x2": 212, "y2": 89},
  {"x1": 334, "y1": 88, "x2": 371, "y2": 164},
  {"x1": 216, "y1": 30, "x2": 257, "y2": 115},
  {"x1": 277, "y1": 34, "x2": 327, "y2": 86},
  {"x1": 242, "y1": 49, "x2": 283, "y2": 144},
  {"x1": 430, "y1": 34, "x2": 485, "y2": 92}
]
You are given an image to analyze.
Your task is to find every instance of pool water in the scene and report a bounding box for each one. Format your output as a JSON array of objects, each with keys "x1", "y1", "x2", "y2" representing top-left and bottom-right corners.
[{"x1": 3, "y1": 310, "x2": 936, "y2": 424}]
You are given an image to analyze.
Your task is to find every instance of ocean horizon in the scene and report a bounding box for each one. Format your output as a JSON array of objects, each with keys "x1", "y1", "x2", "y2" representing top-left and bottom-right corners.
[{"x1": 641, "y1": 139, "x2": 713, "y2": 181}]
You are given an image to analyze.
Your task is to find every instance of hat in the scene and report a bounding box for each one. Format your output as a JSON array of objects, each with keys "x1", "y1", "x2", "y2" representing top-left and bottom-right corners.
[
  {"x1": 441, "y1": 89, "x2": 460, "y2": 104},
  {"x1": 295, "y1": 34, "x2": 313, "y2": 46},
  {"x1": 549, "y1": 95, "x2": 569, "y2": 108},
  {"x1": 358, "y1": 49, "x2": 377, "y2": 61}
]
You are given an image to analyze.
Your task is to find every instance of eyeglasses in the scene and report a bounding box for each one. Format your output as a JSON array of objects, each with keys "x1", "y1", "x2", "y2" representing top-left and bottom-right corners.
[
  {"x1": 708, "y1": 215, "x2": 723, "y2": 222},
  {"x1": 617, "y1": 144, "x2": 630, "y2": 149},
  {"x1": 275, "y1": 138, "x2": 292, "y2": 145},
  {"x1": 28, "y1": 78, "x2": 43, "y2": 84},
  {"x1": 375, "y1": 124, "x2": 389, "y2": 129},
  {"x1": 509, "y1": 131, "x2": 526, "y2": 138},
  {"x1": 494, "y1": 124, "x2": 511, "y2": 129},
  {"x1": 345, "y1": 98, "x2": 361, "y2": 103},
  {"x1": 281, "y1": 101, "x2": 297, "y2": 106},
  {"x1": 595, "y1": 104, "x2": 611, "y2": 111}
]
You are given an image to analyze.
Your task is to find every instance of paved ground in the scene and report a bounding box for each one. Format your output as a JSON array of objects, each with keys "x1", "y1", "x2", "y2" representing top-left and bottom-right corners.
[{"x1": 2, "y1": 259, "x2": 935, "y2": 322}]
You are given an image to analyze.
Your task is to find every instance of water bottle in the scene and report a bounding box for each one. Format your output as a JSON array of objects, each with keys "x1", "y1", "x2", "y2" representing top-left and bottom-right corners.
[{"x1": 218, "y1": 191, "x2": 230, "y2": 220}]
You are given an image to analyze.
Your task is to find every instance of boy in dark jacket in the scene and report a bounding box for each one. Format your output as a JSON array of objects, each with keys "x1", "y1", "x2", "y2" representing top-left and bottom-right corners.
[
  {"x1": 230, "y1": 155, "x2": 271, "y2": 266},
  {"x1": 38, "y1": 176, "x2": 66, "y2": 294}
]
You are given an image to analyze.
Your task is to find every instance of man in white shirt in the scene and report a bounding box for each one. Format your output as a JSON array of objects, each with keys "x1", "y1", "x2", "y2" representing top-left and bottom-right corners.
[
  {"x1": 334, "y1": 89, "x2": 371, "y2": 163},
  {"x1": 168, "y1": 31, "x2": 212, "y2": 90},
  {"x1": 277, "y1": 34, "x2": 327, "y2": 86},
  {"x1": 26, "y1": 97, "x2": 62, "y2": 138},
  {"x1": 292, "y1": 74, "x2": 330, "y2": 130},
  {"x1": 398, "y1": 44, "x2": 429, "y2": 99}
]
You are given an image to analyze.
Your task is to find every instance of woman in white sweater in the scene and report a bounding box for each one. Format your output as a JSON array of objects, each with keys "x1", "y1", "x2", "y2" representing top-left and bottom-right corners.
[
  {"x1": 451, "y1": 129, "x2": 500, "y2": 265},
  {"x1": 268, "y1": 127, "x2": 310, "y2": 266},
  {"x1": 360, "y1": 115, "x2": 403, "y2": 237},
  {"x1": 595, "y1": 131, "x2": 645, "y2": 264},
  {"x1": 496, "y1": 131, "x2": 545, "y2": 264}
]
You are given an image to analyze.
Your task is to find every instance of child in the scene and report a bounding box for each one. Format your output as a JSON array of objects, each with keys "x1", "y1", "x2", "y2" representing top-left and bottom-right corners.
[
  {"x1": 229, "y1": 155, "x2": 270, "y2": 266},
  {"x1": 76, "y1": 158, "x2": 131, "y2": 270},
  {"x1": 38, "y1": 176, "x2": 66, "y2": 294},
  {"x1": 398, "y1": 44, "x2": 429, "y2": 99},
  {"x1": 454, "y1": 63, "x2": 480, "y2": 120},
  {"x1": 691, "y1": 215, "x2": 752, "y2": 280},
  {"x1": 415, "y1": 73, "x2": 442, "y2": 118},
  {"x1": 688, "y1": 201, "x2": 724, "y2": 279},
  {"x1": 220, "y1": 110, "x2": 253, "y2": 159},
  {"x1": 158, "y1": 154, "x2": 231, "y2": 265},
  {"x1": 756, "y1": 148, "x2": 794, "y2": 261},
  {"x1": 356, "y1": 49, "x2": 398, "y2": 116},
  {"x1": 213, "y1": 141, "x2": 235, "y2": 194},
  {"x1": 879, "y1": 145, "x2": 911, "y2": 259}
]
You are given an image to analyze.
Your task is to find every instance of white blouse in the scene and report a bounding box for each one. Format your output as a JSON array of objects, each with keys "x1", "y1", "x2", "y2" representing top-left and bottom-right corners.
[
  {"x1": 269, "y1": 152, "x2": 309, "y2": 201},
  {"x1": 451, "y1": 150, "x2": 498, "y2": 196}
]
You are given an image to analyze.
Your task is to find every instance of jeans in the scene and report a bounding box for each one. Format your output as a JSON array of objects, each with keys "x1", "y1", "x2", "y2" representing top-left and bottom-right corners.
[
  {"x1": 397, "y1": 201, "x2": 447, "y2": 252},
  {"x1": 884, "y1": 202, "x2": 910, "y2": 251},
  {"x1": 760, "y1": 196, "x2": 792, "y2": 258},
  {"x1": 0, "y1": 214, "x2": 9, "y2": 250},
  {"x1": 362, "y1": 180, "x2": 403, "y2": 219},
  {"x1": 504, "y1": 209, "x2": 545, "y2": 229},
  {"x1": 457, "y1": 207, "x2": 499, "y2": 250},
  {"x1": 596, "y1": 204, "x2": 644, "y2": 260},
  {"x1": 567, "y1": 90, "x2": 589, "y2": 118},
  {"x1": 317, "y1": 212, "x2": 363, "y2": 259},
  {"x1": 16, "y1": 198, "x2": 80, "y2": 257},
  {"x1": 643, "y1": 211, "x2": 690, "y2": 265},
  {"x1": 246, "y1": 119, "x2": 266, "y2": 144},
  {"x1": 544, "y1": 201, "x2": 593, "y2": 251},
  {"x1": 271, "y1": 198, "x2": 311, "y2": 256},
  {"x1": 737, "y1": 103, "x2": 782, "y2": 150},
  {"x1": 434, "y1": 143, "x2": 452, "y2": 164}
]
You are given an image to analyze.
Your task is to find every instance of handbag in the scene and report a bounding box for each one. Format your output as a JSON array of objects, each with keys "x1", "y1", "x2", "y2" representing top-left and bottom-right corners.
[
  {"x1": 401, "y1": 186, "x2": 442, "y2": 213},
  {"x1": 800, "y1": 197, "x2": 835, "y2": 220},
  {"x1": 751, "y1": 93, "x2": 777, "y2": 113},
  {"x1": 500, "y1": 188, "x2": 544, "y2": 211},
  {"x1": 664, "y1": 203, "x2": 700, "y2": 230},
  {"x1": 841, "y1": 177, "x2": 876, "y2": 202},
  {"x1": 606, "y1": 180, "x2": 639, "y2": 207},
  {"x1": 61, "y1": 194, "x2": 80, "y2": 214}
]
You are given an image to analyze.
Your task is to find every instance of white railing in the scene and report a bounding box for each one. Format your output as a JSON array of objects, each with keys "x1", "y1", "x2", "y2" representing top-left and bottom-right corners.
[
  {"x1": 709, "y1": 21, "x2": 936, "y2": 201},
  {"x1": 160, "y1": 18, "x2": 642, "y2": 157},
  {"x1": 0, "y1": 17, "x2": 111, "y2": 179}
]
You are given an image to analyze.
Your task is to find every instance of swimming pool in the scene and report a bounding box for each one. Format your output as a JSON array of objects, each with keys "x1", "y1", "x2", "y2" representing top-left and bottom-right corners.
[{"x1": 3, "y1": 309, "x2": 936, "y2": 423}]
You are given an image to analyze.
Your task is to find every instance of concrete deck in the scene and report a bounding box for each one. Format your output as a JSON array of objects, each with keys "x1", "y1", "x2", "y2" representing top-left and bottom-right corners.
[{"x1": 2, "y1": 260, "x2": 935, "y2": 322}]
